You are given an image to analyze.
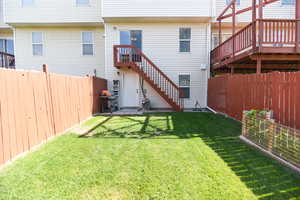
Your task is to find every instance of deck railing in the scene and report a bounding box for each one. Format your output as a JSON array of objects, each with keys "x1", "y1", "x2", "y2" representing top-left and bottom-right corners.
[
  {"x1": 0, "y1": 52, "x2": 15, "y2": 69},
  {"x1": 261, "y1": 19, "x2": 296, "y2": 45},
  {"x1": 211, "y1": 19, "x2": 298, "y2": 67}
]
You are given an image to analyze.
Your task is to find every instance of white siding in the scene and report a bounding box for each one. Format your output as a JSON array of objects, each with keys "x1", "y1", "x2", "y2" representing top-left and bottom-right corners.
[
  {"x1": 0, "y1": 0, "x2": 9, "y2": 27},
  {"x1": 14, "y1": 26, "x2": 105, "y2": 77},
  {"x1": 215, "y1": 0, "x2": 295, "y2": 23},
  {"x1": 105, "y1": 23, "x2": 209, "y2": 109},
  {"x1": 5, "y1": 0, "x2": 103, "y2": 24},
  {"x1": 103, "y1": 0, "x2": 213, "y2": 18}
]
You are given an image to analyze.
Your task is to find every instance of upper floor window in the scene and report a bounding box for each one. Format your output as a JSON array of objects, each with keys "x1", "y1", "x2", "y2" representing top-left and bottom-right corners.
[
  {"x1": 22, "y1": 0, "x2": 35, "y2": 7},
  {"x1": 76, "y1": 0, "x2": 90, "y2": 6},
  {"x1": 82, "y1": 32, "x2": 94, "y2": 56},
  {"x1": 32, "y1": 32, "x2": 43, "y2": 56},
  {"x1": 179, "y1": 28, "x2": 191, "y2": 52},
  {"x1": 226, "y1": 0, "x2": 240, "y2": 6},
  {"x1": 281, "y1": 0, "x2": 295, "y2": 5}
]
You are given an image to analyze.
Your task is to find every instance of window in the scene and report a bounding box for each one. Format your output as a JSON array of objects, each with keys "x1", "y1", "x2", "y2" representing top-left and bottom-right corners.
[
  {"x1": 226, "y1": 0, "x2": 240, "y2": 5},
  {"x1": 32, "y1": 32, "x2": 43, "y2": 56},
  {"x1": 0, "y1": 39, "x2": 14, "y2": 55},
  {"x1": 76, "y1": 0, "x2": 89, "y2": 6},
  {"x1": 22, "y1": 0, "x2": 34, "y2": 7},
  {"x1": 179, "y1": 28, "x2": 191, "y2": 52},
  {"x1": 82, "y1": 32, "x2": 94, "y2": 55},
  {"x1": 282, "y1": 0, "x2": 295, "y2": 5},
  {"x1": 179, "y1": 74, "x2": 190, "y2": 99}
]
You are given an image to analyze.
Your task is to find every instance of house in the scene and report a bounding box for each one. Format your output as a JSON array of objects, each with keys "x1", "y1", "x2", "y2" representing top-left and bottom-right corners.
[{"x1": 0, "y1": 0, "x2": 298, "y2": 110}]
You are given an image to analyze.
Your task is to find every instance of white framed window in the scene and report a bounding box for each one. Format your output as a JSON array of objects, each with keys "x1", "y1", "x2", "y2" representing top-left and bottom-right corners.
[
  {"x1": 76, "y1": 0, "x2": 90, "y2": 6},
  {"x1": 81, "y1": 32, "x2": 94, "y2": 56},
  {"x1": 32, "y1": 32, "x2": 43, "y2": 56},
  {"x1": 22, "y1": 0, "x2": 35, "y2": 7},
  {"x1": 179, "y1": 74, "x2": 191, "y2": 99},
  {"x1": 226, "y1": 0, "x2": 240, "y2": 6},
  {"x1": 179, "y1": 28, "x2": 191, "y2": 52},
  {"x1": 281, "y1": 0, "x2": 295, "y2": 5}
]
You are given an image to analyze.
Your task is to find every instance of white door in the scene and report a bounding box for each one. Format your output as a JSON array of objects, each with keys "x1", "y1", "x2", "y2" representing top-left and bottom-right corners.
[{"x1": 122, "y1": 72, "x2": 139, "y2": 108}]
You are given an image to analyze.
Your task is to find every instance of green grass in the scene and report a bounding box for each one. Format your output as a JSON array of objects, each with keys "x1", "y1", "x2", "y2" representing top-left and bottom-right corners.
[{"x1": 0, "y1": 112, "x2": 300, "y2": 200}]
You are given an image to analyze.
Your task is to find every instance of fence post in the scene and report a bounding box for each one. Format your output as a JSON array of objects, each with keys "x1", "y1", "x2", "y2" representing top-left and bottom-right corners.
[
  {"x1": 43, "y1": 64, "x2": 49, "y2": 73},
  {"x1": 242, "y1": 111, "x2": 248, "y2": 137},
  {"x1": 43, "y1": 64, "x2": 56, "y2": 135},
  {"x1": 267, "y1": 119, "x2": 275, "y2": 152}
]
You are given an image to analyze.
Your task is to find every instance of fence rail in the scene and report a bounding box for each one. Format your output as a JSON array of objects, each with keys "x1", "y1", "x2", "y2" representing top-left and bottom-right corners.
[
  {"x1": 208, "y1": 72, "x2": 300, "y2": 130},
  {"x1": 0, "y1": 68, "x2": 107, "y2": 166}
]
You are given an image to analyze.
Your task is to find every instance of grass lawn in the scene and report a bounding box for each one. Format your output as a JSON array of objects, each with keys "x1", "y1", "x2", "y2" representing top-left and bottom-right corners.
[{"x1": 0, "y1": 112, "x2": 300, "y2": 200}]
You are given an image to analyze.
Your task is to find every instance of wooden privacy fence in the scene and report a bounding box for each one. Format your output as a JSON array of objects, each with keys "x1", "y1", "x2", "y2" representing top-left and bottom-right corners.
[
  {"x1": 208, "y1": 72, "x2": 300, "y2": 129},
  {"x1": 0, "y1": 68, "x2": 107, "y2": 166}
]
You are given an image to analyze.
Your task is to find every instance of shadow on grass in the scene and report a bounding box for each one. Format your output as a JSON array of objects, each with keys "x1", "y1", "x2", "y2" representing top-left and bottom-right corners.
[{"x1": 79, "y1": 112, "x2": 300, "y2": 200}]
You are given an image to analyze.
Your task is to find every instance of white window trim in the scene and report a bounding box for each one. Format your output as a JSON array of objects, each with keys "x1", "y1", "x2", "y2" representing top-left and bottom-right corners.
[
  {"x1": 21, "y1": 0, "x2": 35, "y2": 7},
  {"x1": 178, "y1": 73, "x2": 191, "y2": 99},
  {"x1": 32, "y1": 32, "x2": 43, "y2": 56},
  {"x1": 76, "y1": 0, "x2": 90, "y2": 7},
  {"x1": 81, "y1": 31, "x2": 94, "y2": 56}
]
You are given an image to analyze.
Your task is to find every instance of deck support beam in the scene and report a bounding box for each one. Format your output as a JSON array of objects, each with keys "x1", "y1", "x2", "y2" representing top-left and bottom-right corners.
[
  {"x1": 231, "y1": 63, "x2": 300, "y2": 69},
  {"x1": 250, "y1": 54, "x2": 300, "y2": 61}
]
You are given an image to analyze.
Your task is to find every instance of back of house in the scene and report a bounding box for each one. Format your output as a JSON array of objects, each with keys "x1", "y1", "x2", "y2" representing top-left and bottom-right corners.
[{"x1": 0, "y1": 0, "x2": 297, "y2": 110}]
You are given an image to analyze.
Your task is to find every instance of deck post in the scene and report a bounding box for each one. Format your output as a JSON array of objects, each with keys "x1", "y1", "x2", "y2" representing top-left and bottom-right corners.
[
  {"x1": 258, "y1": 0, "x2": 263, "y2": 52},
  {"x1": 43, "y1": 64, "x2": 49, "y2": 73},
  {"x1": 230, "y1": 65, "x2": 235, "y2": 75},
  {"x1": 256, "y1": 55, "x2": 262, "y2": 74},
  {"x1": 296, "y1": 0, "x2": 300, "y2": 52},
  {"x1": 252, "y1": 0, "x2": 257, "y2": 52},
  {"x1": 218, "y1": 20, "x2": 222, "y2": 45},
  {"x1": 232, "y1": 2, "x2": 236, "y2": 57}
]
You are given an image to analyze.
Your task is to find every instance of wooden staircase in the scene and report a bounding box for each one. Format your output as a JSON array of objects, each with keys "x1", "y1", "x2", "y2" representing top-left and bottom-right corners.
[{"x1": 113, "y1": 45, "x2": 184, "y2": 111}]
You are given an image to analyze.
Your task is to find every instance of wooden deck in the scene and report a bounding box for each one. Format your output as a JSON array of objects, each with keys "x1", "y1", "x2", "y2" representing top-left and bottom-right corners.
[{"x1": 211, "y1": 19, "x2": 300, "y2": 73}]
